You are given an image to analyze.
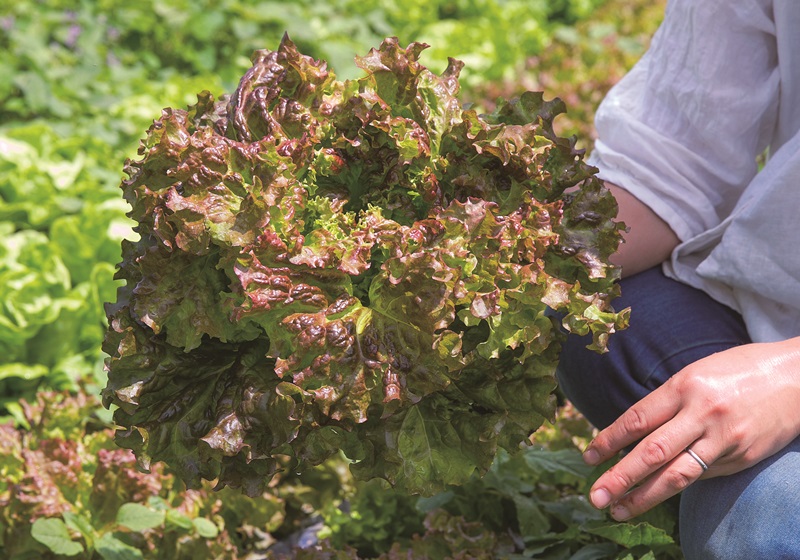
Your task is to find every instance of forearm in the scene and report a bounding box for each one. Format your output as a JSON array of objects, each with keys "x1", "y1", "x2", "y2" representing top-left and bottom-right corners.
[{"x1": 607, "y1": 182, "x2": 680, "y2": 277}]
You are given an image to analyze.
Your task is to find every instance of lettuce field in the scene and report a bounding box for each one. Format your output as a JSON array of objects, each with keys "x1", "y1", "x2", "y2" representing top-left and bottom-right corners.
[{"x1": 0, "y1": 1, "x2": 678, "y2": 558}]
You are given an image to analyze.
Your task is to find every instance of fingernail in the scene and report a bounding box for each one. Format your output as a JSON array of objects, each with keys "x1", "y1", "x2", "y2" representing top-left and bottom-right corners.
[
  {"x1": 590, "y1": 488, "x2": 611, "y2": 509},
  {"x1": 583, "y1": 447, "x2": 600, "y2": 465},
  {"x1": 611, "y1": 504, "x2": 630, "y2": 521}
]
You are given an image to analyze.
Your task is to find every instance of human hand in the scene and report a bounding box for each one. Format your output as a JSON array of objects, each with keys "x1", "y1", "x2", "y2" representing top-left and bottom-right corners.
[{"x1": 581, "y1": 337, "x2": 800, "y2": 521}]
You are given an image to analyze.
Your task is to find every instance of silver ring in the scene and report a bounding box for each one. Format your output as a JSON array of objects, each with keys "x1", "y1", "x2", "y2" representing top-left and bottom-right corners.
[{"x1": 685, "y1": 447, "x2": 709, "y2": 472}]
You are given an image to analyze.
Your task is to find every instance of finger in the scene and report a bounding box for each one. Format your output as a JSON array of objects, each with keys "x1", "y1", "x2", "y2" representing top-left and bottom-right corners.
[
  {"x1": 583, "y1": 380, "x2": 682, "y2": 466},
  {"x1": 588, "y1": 415, "x2": 702, "y2": 507},
  {"x1": 607, "y1": 445, "x2": 712, "y2": 521}
]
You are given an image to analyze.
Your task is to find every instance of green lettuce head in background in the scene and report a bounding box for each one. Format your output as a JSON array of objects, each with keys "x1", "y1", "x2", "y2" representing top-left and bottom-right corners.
[
  {"x1": 0, "y1": 126, "x2": 131, "y2": 414},
  {"x1": 103, "y1": 36, "x2": 628, "y2": 497}
]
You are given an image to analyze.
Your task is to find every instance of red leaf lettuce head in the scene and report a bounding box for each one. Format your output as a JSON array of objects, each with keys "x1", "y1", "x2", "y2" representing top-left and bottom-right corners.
[{"x1": 103, "y1": 35, "x2": 628, "y2": 496}]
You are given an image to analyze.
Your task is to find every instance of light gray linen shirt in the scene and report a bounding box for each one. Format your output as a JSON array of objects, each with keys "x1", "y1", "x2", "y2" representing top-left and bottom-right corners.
[{"x1": 587, "y1": 0, "x2": 800, "y2": 342}]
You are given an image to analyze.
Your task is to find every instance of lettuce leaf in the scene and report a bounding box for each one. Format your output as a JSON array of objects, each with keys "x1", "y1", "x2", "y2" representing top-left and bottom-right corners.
[{"x1": 104, "y1": 36, "x2": 628, "y2": 496}]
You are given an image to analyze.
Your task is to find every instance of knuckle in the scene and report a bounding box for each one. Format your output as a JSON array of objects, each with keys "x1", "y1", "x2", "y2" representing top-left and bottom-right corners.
[
  {"x1": 676, "y1": 374, "x2": 701, "y2": 398},
  {"x1": 621, "y1": 407, "x2": 649, "y2": 435},
  {"x1": 675, "y1": 367, "x2": 709, "y2": 398},
  {"x1": 740, "y1": 448, "x2": 761, "y2": 467},
  {"x1": 607, "y1": 466, "x2": 637, "y2": 492},
  {"x1": 664, "y1": 467, "x2": 694, "y2": 491},
  {"x1": 704, "y1": 394, "x2": 731, "y2": 419},
  {"x1": 727, "y1": 424, "x2": 747, "y2": 447},
  {"x1": 677, "y1": 371, "x2": 733, "y2": 419},
  {"x1": 640, "y1": 438, "x2": 671, "y2": 467}
]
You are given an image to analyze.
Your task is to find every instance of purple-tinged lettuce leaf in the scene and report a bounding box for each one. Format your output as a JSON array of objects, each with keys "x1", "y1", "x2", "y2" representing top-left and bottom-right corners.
[{"x1": 104, "y1": 35, "x2": 627, "y2": 496}]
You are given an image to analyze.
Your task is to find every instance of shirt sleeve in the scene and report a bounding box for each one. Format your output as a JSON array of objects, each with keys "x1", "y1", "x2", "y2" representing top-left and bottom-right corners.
[{"x1": 587, "y1": 0, "x2": 780, "y2": 242}]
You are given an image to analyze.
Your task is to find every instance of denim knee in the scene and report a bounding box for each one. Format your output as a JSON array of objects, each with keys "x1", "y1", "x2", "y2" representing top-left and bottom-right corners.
[{"x1": 680, "y1": 436, "x2": 800, "y2": 560}]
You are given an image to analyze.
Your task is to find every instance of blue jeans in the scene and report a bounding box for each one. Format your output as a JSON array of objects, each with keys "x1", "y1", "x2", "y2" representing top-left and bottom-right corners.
[{"x1": 556, "y1": 267, "x2": 800, "y2": 559}]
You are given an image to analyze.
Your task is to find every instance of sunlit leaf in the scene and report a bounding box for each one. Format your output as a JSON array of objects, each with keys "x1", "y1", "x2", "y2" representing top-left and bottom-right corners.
[{"x1": 30, "y1": 518, "x2": 84, "y2": 556}]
